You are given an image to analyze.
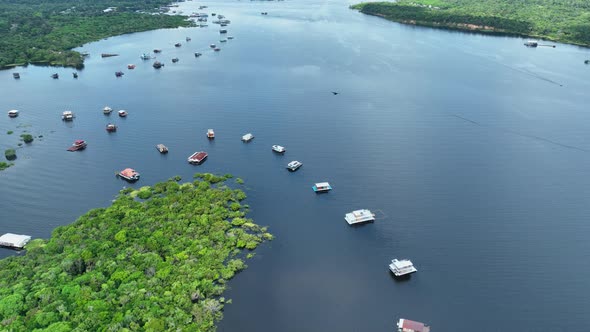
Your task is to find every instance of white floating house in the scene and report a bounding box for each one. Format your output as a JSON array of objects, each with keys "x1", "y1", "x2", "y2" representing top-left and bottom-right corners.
[
  {"x1": 397, "y1": 318, "x2": 430, "y2": 332},
  {"x1": 241, "y1": 133, "x2": 254, "y2": 142},
  {"x1": 312, "y1": 182, "x2": 332, "y2": 193},
  {"x1": 389, "y1": 259, "x2": 417, "y2": 277},
  {"x1": 0, "y1": 233, "x2": 32, "y2": 249},
  {"x1": 344, "y1": 209, "x2": 375, "y2": 225}
]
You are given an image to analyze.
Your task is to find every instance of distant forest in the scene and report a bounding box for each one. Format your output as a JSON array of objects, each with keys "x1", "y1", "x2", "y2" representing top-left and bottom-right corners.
[
  {"x1": 0, "y1": 0, "x2": 191, "y2": 69},
  {"x1": 352, "y1": 0, "x2": 590, "y2": 47}
]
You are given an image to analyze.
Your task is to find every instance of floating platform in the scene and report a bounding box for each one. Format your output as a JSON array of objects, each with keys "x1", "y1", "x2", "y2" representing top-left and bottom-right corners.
[
  {"x1": 389, "y1": 259, "x2": 417, "y2": 277},
  {"x1": 156, "y1": 144, "x2": 168, "y2": 153},
  {"x1": 345, "y1": 209, "x2": 375, "y2": 225},
  {"x1": 0, "y1": 233, "x2": 31, "y2": 249},
  {"x1": 188, "y1": 151, "x2": 208, "y2": 164},
  {"x1": 313, "y1": 182, "x2": 332, "y2": 193},
  {"x1": 397, "y1": 318, "x2": 430, "y2": 332}
]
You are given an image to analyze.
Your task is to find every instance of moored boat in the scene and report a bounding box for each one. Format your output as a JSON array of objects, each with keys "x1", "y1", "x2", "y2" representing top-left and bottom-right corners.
[
  {"x1": 210, "y1": 44, "x2": 216, "y2": 48},
  {"x1": 220, "y1": 39, "x2": 227, "y2": 43},
  {"x1": 8, "y1": 110, "x2": 19, "y2": 118},
  {"x1": 106, "y1": 123, "x2": 117, "y2": 132},
  {"x1": 389, "y1": 259, "x2": 418, "y2": 277},
  {"x1": 67, "y1": 139, "x2": 87, "y2": 151},
  {"x1": 62, "y1": 111, "x2": 74, "y2": 121},
  {"x1": 272, "y1": 145, "x2": 285, "y2": 153},
  {"x1": 51, "y1": 73, "x2": 59, "y2": 79},
  {"x1": 175, "y1": 42, "x2": 182, "y2": 47},
  {"x1": 127, "y1": 64, "x2": 136, "y2": 69},
  {"x1": 286, "y1": 160, "x2": 303, "y2": 172},
  {"x1": 397, "y1": 318, "x2": 430, "y2": 332},
  {"x1": 103, "y1": 106, "x2": 113, "y2": 114},
  {"x1": 101, "y1": 53, "x2": 119, "y2": 58},
  {"x1": 214, "y1": 47, "x2": 221, "y2": 52},
  {"x1": 220, "y1": 29, "x2": 228, "y2": 34},
  {"x1": 344, "y1": 209, "x2": 375, "y2": 225},
  {"x1": 118, "y1": 110, "x2": 128, "y2": 117},
  {"x1": 140, "y1": 53, "x2": 152, "y2": 60},
  {"x1": 207, "y1": 129, "x2": 215, "y2": 139},
  {"x1": 524, "y1": 40, "x2": 538, "y2": 47},
  {"x1": 312, "y1": 182, "x2": 332, "y2": 193},
  {"x1": 172, "y1": 57, "x2": 179, "y2": 63},
  {"x1": 118, "y1": 168, "x2": 140, "y2": 182},
  {"x1": 186, "y1": 37, "x2": 192, "y2": 42},
  {"x1": 228, "y1": 36, "x2": 234, "y2": 40},
  {"x1": 188, "y1": 151, "x2": 208, "y2": 164},
  {"x1": 72, "y1": 72, "x2": 78, "y2": 78},
  {"x1": 153, "y1": 49, "x2": 162, "y2": 53},
  {"x1": 153, "y1": 61, "x2": 164, "y2": 69},
  {"x1": 115, "y1": 71, "x2": 124, "y2": 77},
  {"x1": 195, "y1": 52, "x2": 203, "y2": 57},
  {"x1": 13, "y1": 72, "x2": 20, "y2": 79},
  {"x1": 241, "y1": 133, "x2": 254, "y2": 142},
  {"x1": 156, "y1": 144, "x2": 169, "y2": 153}
]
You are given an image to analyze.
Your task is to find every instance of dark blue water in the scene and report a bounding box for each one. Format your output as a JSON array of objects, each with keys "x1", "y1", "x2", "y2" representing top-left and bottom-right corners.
[{"x1": 2, "y1": 0, "x2": 590, "y2": 330}]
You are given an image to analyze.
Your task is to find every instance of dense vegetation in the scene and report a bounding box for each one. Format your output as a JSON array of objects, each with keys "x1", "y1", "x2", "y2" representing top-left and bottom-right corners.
[
  {"x1": 352, "y1": 0, "x2": 590, "y2": 46},
  {"x1": 4, "y1": 148, "x2": 16, "y2": 160},
  {"x1": 19, "y1": 133, "x2": 33, "y2": 143},
  {"x1": 0, "y1": 161, "x2": 12, "y2": 170},
  {"x1": 0, "y1": 0, "x2": 192, "y2": 69},
  {"x1": 0, "y1": 174, "x2": 272, "y2": 331}
]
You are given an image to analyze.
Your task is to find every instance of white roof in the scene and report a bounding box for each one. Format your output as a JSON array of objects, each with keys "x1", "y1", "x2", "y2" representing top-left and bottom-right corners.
[
  {"x1": 392, "y1": 259, "x2": 414, "y2": 269},
  {"x1": 0, "y1": 233, "x2": 31, "y2": 248},
  {"x1": 8, "y1": 109, "x2": 19, "y2": 113},
  {"x1": 315, "y1": 182, "x2": 330, "y2": 187}
]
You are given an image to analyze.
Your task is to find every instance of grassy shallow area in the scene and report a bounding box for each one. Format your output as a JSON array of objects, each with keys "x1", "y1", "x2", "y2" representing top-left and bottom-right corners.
[
  {"x1": 352, "y1": 0, "x2": 590, "y2": 47},
  {"x1": 0, "y1": 174, "x2": 272, "y2": 331},
  {"x1": 0, "y1": 0, "x2": 192, "y2": 69}
]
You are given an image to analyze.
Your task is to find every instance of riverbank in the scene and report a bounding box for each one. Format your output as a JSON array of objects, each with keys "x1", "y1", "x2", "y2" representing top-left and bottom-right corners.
[
  {"x1": 0, "y1": 174, "x2": 272, "y2": 331},
  {"x1": 0, "y1": 0, "x2": 192, "y2": 69},
  {"x1": 351, "y1": 0, "x2": 590, "y2": 47}
]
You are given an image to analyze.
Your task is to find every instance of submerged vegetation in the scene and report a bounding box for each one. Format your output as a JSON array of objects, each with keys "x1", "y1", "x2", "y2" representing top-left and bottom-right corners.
[
  {"x1": 4, "y1": 148, "x2": 16, "y2": 160},
  {"x1": 19, "y1": 133, "x2": 33, "y2": 143},
  {"x1": 0, "y1": 175, "x2": 272, "y2": 331},
  {"x1": 352, "y1": 0, "x2": 590, "y2": 46},
  {"x1": 0, "y1": 0, "x2": 192, "y2": 69},
  {"x1": 0, "y1": 161, "x2": 12, "y2": 170}
]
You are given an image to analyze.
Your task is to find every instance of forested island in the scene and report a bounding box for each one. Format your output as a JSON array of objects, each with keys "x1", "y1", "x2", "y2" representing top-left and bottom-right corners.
[
  {"x1": 0, "y1": 0, "x2": 192, "y2": 69},
  {"x1": 352, "y1": 0, "x2": 590, "y2": 47},
  {"x1": 0, "y1": 174, "x2": 272, "y2": 331}
]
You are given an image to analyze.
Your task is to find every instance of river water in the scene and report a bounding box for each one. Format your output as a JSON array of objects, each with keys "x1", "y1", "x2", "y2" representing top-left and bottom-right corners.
[{"x1": 1, "y1": 0, "x2": 590, "y2": 330}]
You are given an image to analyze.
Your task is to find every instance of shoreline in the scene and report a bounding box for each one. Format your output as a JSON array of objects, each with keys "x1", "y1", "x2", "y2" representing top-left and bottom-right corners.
[{"x1": 351, "y1": 2, "x2": 590, "y2": 49}]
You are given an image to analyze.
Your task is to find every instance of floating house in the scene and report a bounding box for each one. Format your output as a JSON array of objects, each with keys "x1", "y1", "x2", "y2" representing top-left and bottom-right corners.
[
  {"x1": 8, "y1": 110, "x2": 19, "y2": 118},
  {"x1": 188, "y1": 151, "x2": 208, "y2": 164},
  {"x1": 0, "y1": 233, "x2": 31, "y2": 249},
  {"x1": 118, "y1": 168, "x2": 140, "y2": 182},
  {"x1": 312, "y1": 182, "x2": 332, "y2": 193},
  {"x1": 272, "y1": 145, "x2": 285, "y2": 153},
  {"x1": 156, "y1": 144, "x2": 168, "y2": 153},
  {"x1": 286, "y1": 160, "x2": 303, "y2": 172},
  {"x1": 242, "y1": 133, "x2": 254, "y2": 142},
  {"x1": 344, "y1": 209, "x2": 375, "y2": 225},
  {"x1": 389, "y1": 259, "x2": 418, "y2": 277},
  {"x1": 397, "y1": 318, "x2": 430, "y2": 332},
  {"x1": 62, "y1": 111, "x2": 74, "y2": 121}
]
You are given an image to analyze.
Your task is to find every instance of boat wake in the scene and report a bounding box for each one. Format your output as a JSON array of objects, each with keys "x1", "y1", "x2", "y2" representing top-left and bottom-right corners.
[{"x1": 452, "y1": 114, "x2": 589, "y2": 153}]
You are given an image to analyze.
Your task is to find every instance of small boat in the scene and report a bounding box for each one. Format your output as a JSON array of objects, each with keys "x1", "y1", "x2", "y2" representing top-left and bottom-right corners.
[
  {"x1": 153, "y1": 61, "x2": 164, "y2": 69},
  {"x1": 220, "y1": 23, "x2": 227, "y2": 27},
  {"x1": 286, "y1": 160, "x2": 303, "y2": 172},
  {"x1": 585, "y1": 60, "x2": 590, "y2": 64},
  {"x1": 140, "y1": 53, "x2": 151, "y2": 60},
  {"x1": 218, "y1": 15, "x2": 225, "y2": 19},
  {"x1": 199, "y1": 24, "x2": 208, "y2": 27},
  {"x1": 118, "y1": 168, "x2": 140, "y2": 182},
  {"x1": 214, "y1": 47, "x2": 221, "y2": 52},
  {"x1": 186, "y1": 37, "x2": 192, "y2": 42},
  {"x1": 8, "y1": 110, "x2": 19, "y2": 118},
  {"x1": 312, "y1": 182, "x2": 332, "y2": 193},
  {"x1": 0, "y1": 233, "x2": 31, "y2": 249},
  {"x1": 344, "y1": 209, "x2": 375, "y2": 225},
  {"x1": 212, "y1": 13, "x2": 216, "y2": 16},
  {"x1": 220, "y1": 39, "x2": 227, "y2": 43},
  {"x1": 220, "y1": 29, "x2": 228, "y2": 34},
  {"x1": 72, "y1": 72, "x2": 78, "y2": 78},
  {"x1": 397, "y1": 318, "x2": 430, "y2": 332},
  {"x1": 101, "y1": 53, "x2": 119, "y2": 58},
  {"x1": 127, "y1": 64, "x2": 136, "y2": 69},
  {"x1": 156, "y1": 144, "x2": 168, "y2": 153},
  {"x1": 389, "y1": 259, "x2": 418, "y2": 277},
  {"x1": 103, "y1": 106, "x2": 113, "y2": 114},
  {"x1": 524, "y1": 40, "x2": 538, "y2": 47},
  {"x1": 261, "y1": 12, "x2": 268, "y2": 15},
  {"x1": 80, "y1": 52, "x2": 90, "y2": 57},
  {"x1": 153, "y1": 49, "x2": 162, "y2": 53},
  {"x1": 188, "y1": 151, "x2": 208, "y2": 164},
  {"x1": 241, "y1": 133, "x2": 254, "y2": 142},
  {"x1": 115, "y1": 71, "x2": 124, "y2": 77},
  {"x1": 210, "y1": 44, "x2": 216, "y2": 48},
  {"x1": 272, "y1": 145, "x2": 285, "y2": 153},
  {"x1": 227, "y1": 36, "x2": 234, "y2": 40},
  {"x1": 106, "y1": 123, "x2": 117, "y2": 132},
  {"x1": 195, "y1": 52, "x2": 203, "y2": 57},
  {"x1": 174, "y1": 43, "x2": 182, "y2": 47},
  {"x1": 62, "y1": 111, "x2": 74, "y2": 121},
  {"x1": 13, "y1": 73, "x2": 20, "y2": 79},
  {"x1": 118, "y1": 110, "x2": 128, "y2": 117},
  {"x1": 51, "y1": 73, "x2": 59, "y2": 79},
  {"x1": 207, "y1": 129, "x2": 215, "y2": 139},
  {"x1": 172, "y1": 57, "x2": 179, "y2": 63},
  {"x1": 67, "y1": 139, "x2": 87, "y2": 151}
]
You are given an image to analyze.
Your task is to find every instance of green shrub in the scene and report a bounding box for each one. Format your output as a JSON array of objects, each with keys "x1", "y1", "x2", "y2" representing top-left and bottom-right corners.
[{"x1": 5, "y1": 149, "x2": 16, "y2": 161}]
